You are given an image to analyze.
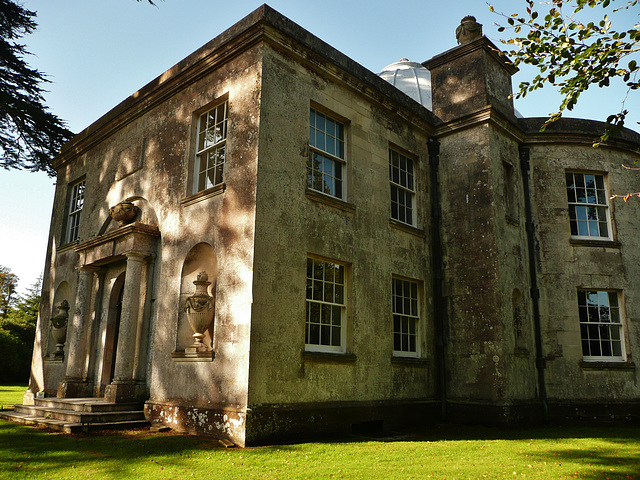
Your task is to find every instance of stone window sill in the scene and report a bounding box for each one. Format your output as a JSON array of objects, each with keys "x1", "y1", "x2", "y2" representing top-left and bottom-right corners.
[
  {"x1": 580, "y1": 360, "x2": 634, "y2": 371},
  {"x1": 306, "y1": 189, "x2": 356, "y2": 213},
  {"x1": 171, "y1": 350, "x2": 215, "y2": 362},
  {"x1": 389, "y1": 220, "x2": 426, "y2": 238},
  {"x1": 302, "y1": 351, "x2": 357, "y2": 364},
  {"x1": 182, "y1": 183, "x2": 226, "y2": 207},
  {"x1": 570, "y1": 238, "x2": 621, "y2": 249},
  {"x1": 391, "y1": 356, "x2": 429, "y2": 366}
]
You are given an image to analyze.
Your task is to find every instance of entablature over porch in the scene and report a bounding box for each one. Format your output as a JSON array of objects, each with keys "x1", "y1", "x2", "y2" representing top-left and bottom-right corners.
[{"x1": 73, "y1": 222, "x2": 160, "y2": 266}]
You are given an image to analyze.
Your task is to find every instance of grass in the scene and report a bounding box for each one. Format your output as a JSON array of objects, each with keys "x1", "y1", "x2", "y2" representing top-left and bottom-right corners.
[
  {"x1": 1, "y1": 385, "x2": 639, "y2": 480},
  {"x1": 0, "y1": 384, "x2": 27, "y2": 410}
]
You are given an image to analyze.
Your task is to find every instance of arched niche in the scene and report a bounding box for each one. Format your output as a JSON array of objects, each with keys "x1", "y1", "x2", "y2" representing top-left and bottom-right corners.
[
  {"x1": 48, "y1": 282, "x2": 72, "y2": 357},
  {"x1": 176, "y1": 243, "x2": 217, "y2": 352},
  {"x1": 98, "y1": 196, "x2": 159, "y2": 236}
]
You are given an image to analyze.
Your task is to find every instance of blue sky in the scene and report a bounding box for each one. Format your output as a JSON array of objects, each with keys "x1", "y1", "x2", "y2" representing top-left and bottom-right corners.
[{"x1": 0, "y1": 0, "x2": 638, "y2": 294}]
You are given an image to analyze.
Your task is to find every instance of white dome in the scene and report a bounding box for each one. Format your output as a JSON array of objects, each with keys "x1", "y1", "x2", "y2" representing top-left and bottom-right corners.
[{"x1": 378, "y1": 59, "x2": 432, "y2": 110}]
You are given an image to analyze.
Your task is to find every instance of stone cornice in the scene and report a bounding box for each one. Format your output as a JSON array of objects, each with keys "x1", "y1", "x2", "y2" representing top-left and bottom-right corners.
[
  {"x1": 434, "y1": 105, "x2": 525, "y2": 143},
  {"x1": 54, "y1": 5, "x2": 439, "y2": 170},
  {"x1": 54, "y1": 21, "x2": 267, "y2": 169},
  {"x1": 523, "y1": 131, "x2": 640, "y2": 155},
  {"x1": 261, "y1": 26, "x2": 440, "y2": 133},
  {"x1": 74, "y1": 222, "x2": 160, "y2": 254},
  {"x1": 423, "y1": 36, "x2": 518, "y2": 76}
]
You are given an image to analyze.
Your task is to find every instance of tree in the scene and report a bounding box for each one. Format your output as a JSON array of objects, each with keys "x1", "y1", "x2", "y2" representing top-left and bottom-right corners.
[
  {"x1": 0, "y1": 0, "x2": 159, "y2": 176},
  {"x1": 490, "y1": 0, "x2": 640, "y2": 143},
  {"x1": 0, "y1": 274, "x2": 39, "y2": 383},
  {"x1": 0, "y1": 265, "x2": 18, "y2": 318},
  {"x1": 0, "y1": 0, "x2": 75, "y2": 176}
]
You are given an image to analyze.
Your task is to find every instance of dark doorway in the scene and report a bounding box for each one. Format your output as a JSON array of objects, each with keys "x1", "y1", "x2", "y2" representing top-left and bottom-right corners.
[
  {"x1": 109, "y1": 284, "x2": 124, "y2": 382},
  {"x1": 99, "y1": 273, "x2": 125, "y2": 396}
]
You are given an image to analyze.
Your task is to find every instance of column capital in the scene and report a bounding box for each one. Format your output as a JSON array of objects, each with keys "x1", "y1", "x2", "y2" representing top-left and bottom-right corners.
[
  {"x1": 75, "y1": 264, "x2": 102, "y2": 274},
  {"x1": 124, "y1": 250, "x2": 151, "y2": 262}
]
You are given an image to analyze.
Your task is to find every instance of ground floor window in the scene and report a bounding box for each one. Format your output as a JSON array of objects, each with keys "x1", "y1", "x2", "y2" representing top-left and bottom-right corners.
[
  {"x1": 578, "y1": 290, "x2": 625, "y2": 361},
  {"x1": 305, "y1": 257, "x2": 345, "y2": 352},
  {"x1": 393, "y1": 277, "x2": 420, "y2": 357}
]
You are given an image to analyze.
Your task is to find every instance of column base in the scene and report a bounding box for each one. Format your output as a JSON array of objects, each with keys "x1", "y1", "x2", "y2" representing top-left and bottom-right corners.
[
  {"x1": 105, "y1": 380, "x2": 148, "y2": 403},
  {"x1": 57, "y1": 378, "x2": 94, "y2": 398}
]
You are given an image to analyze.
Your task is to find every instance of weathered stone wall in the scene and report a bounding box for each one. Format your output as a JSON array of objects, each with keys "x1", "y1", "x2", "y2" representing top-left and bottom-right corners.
[
  {"x1": 437, "y1": 121, "x2": 538, "y2": 414},
  {"x1": 246, "y1": 43, "x2": 436, "y2": 429},
  {"x1": 32, "y1": 42, "x2": 264, "y2": 443},
  {"x1": 426, "y1": 39, "x2": 516, "y2": 123},
  {"x1": 529, "y1": 138, "x2": 640, "y2": 403}
]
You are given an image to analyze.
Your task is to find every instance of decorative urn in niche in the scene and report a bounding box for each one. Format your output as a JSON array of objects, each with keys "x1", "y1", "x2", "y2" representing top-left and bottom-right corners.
[
  {"x1": 50, "y1": 300, "x2": 69, "y2": 359},
  {"x1": 109, "y1": 201, "x2": 138, "y2": 224},
  {"x1": 184, "y1": 271, "x2": 215, "y2": 352}
]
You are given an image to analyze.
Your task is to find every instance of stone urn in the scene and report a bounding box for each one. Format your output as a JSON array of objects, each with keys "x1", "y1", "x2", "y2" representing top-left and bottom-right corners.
[
  {"x1": 184, "y1": 271, "x2": 215, "y2": 352},
  {"x1": 109, "y1": 201, "x2": 139, "y2": 224},
  {"x1": 50, "y1": 300, "x2": 70, "y2": 359}
]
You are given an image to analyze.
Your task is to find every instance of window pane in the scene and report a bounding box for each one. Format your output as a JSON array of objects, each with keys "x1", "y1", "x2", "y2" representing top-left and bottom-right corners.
[
  {"x1": 578, "y1": 290, "x2": 624, "y2": 360},
  {"x1": 392, "y1": 278, "x2": 420, "y2": 355},
  {"x1": 566, "y1": 173, "x2": 610, "y2": 238},
  {"x1": 194, "y1": 101, "x2": 228, "y2": 193},
  {"x1": 306, "y1": 258, "x2": 345, "y2": 351}
]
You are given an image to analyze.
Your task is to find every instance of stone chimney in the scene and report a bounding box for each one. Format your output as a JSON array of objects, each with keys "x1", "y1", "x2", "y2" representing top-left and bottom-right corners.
[{"x1": 423, "y1": 16, "x2": 517, "y2": 122}]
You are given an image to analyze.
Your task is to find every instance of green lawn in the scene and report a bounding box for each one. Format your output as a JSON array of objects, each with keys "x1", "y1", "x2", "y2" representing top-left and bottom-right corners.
[
  {"x1": 0, "y1": 384, "x2": 26, "y2": 410},
  {"x1": 1, "y1": 384, "x2": 639, "y2": 480}
]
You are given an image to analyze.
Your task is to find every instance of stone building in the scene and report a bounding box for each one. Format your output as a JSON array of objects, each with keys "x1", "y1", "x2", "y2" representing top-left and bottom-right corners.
[{"x1": 14, "y1": 6, "x2": 640, "y2": 445}]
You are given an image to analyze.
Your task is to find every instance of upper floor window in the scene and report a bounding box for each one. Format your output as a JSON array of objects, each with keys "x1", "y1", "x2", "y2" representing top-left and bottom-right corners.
[
  {"x1": 194, "y1": 101, "x2": 228, "y2": 193},
  {"x1": 305, "y1": 257, "x2": 346, "y2": 353},
  {"x1": 66, "y1": 179, "x2": 85, "y2": 243},
  {"x1": 308, "y1": 108, "x2": 345, "y2": 199},
  {"x1": 392, "y1": 277, "x2": 420, "y2": 357},
  {"x1": 566, "y1": 172, "x2": 611, "y2": 239},
  {"x1": 389, "y1": 149, "x2": 415, "y2": 225},
  {"x1": 577, "y1": 290, "x2": 625, "y2": 362}
]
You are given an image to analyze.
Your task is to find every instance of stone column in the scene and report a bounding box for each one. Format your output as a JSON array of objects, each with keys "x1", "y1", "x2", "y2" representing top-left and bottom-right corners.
[
  {"x1": 105, "y1": 251, "x2": 148, "y2": 402},
  {"x1": 58, "y1": 265, "x2": 100, "y2": 398},
  {"x1": 85, "y1": 270, "x2": 106, "y2": 395}
]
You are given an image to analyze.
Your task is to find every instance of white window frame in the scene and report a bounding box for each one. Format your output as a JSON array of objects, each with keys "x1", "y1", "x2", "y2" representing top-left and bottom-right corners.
[
  {"x1": 566, "y1": 172, "x2": 612, "y2": 240},
  {"x1": 392, "y1": 277, "x2": 421, "y2": 358},
  {"x1": 577, "y1": 290, "x2": 626, "y2": 362},
  {"x1": 308, "y1": 108, "x2": 345, "y2": 199},
  {"x1": 193, "y1": 100, "x2": 228, "y2": 193},
  {"x1": 66, "y1": 179, "x2": 85, "y2": 244},
  {"x1": 305, "y1": 256, "x2": 346, "y2": 353},
  {"x1": 389, "y1": 148, "x2": 416, "y2": 226}
]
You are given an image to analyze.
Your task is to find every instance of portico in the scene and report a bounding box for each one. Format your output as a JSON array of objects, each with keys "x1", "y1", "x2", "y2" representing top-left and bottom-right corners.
[{"x1": 57, "y1": 221, "x2": 160, "y2": 403}]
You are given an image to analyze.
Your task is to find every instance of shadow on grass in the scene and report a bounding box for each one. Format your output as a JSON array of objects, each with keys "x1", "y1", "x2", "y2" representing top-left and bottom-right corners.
[
  {"x1": 1, "y1": 420, "x2": 639, "y2": 479},
  {"x1": 525, "y1": 442, "x2": 640, "y2": 480},
  {"x1": 0, "y1": 422, "x2": 217, "y2": 477}
]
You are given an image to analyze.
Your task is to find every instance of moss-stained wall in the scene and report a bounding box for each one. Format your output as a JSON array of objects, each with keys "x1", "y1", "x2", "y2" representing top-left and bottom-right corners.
[
  {"x1": 437, "y1": 120, "x2": 538, "y2": 413},
  {"x1": 529, "y1": 139, "x2": 640, "y2": 403},
  {"x1": 33, "y1": 42, "x2": 265, "y2": 444},
  {"x1": 248, "y1": 44, "x2": 435, "y2": 413}
]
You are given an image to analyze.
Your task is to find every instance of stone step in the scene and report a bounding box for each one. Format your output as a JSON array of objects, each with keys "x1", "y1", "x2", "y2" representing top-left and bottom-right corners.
[
  {"x1": 14, "y1": 405, "x2": 145, "y2": 424},
  {"x1": 0, "y1": 410, "x2": 149, "y2": 433},
  {"x1": 34, "y1": 397, "x2": 143, "y2": 413}
]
